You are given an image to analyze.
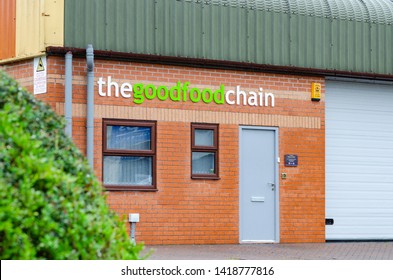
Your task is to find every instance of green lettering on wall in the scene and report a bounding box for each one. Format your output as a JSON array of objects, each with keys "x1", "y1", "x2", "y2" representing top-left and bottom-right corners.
[
  {"x1": 201, "y1": 88, "x2": 213, "y2": 103},
  {"x1": 169, "y1": 82, "x2": 182, "y2": 102},
  {"x1": 214, "y1": 85, "x2": 225, "y2": 104},
  {"x1": 157, "y1": 85, "x2": 169, "y2": 101},
  {"x1": 189, "y1": 88, "x2": 201, "y2": 103},
  {"x1": 182, "y1": 82, "x2": 190, "y2": 102},
  {"x1": 144, "y1": 84, "x2": 157, "y2": 100},
  {"x1": 133, "y1": 83, "x2": 145, "y2": 104}
]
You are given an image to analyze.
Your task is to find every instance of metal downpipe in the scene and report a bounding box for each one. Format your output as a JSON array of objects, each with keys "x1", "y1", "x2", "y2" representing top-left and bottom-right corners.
[
  {"x1": 86, "y1": 45, "x2": 94, "y2": 167},
  {"x1": 65, "y1": 51, "x2": 73, "y2": 137}
]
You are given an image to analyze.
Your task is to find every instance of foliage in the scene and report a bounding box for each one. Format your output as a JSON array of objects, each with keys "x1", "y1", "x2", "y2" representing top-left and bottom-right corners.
[{"x1": 0, "y1": 70, "x2": 142, "y2": 259}]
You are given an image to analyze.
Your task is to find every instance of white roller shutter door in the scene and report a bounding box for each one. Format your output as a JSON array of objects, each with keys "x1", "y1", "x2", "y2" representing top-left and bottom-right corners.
[{"x1": 326, "y1": 80, "x2": 393, "y2": 240}]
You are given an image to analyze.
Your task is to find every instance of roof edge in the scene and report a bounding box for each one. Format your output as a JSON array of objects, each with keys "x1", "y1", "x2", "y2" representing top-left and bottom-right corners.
[
  {"x1": 184, "y1": 0, "x2": 393, "y2": 25},
  {"x1": 46, "y1": 46, "x2": 393, "y2": 81}
]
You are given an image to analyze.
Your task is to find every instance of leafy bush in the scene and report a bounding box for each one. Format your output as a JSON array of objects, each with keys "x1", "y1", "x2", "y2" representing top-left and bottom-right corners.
[{"x1": 0, "y1": 70, "x2": 142, "y2": 259}]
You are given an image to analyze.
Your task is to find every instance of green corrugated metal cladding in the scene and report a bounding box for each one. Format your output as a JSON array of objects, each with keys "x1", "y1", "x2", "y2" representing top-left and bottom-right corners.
[{"x1": 64, "y1": 0, "x2": 393, "y2": 75}]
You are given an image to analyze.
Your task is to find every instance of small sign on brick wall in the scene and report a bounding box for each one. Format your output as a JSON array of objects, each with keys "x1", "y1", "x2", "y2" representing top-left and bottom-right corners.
[
  {"x1": 284, "y1": 154, "x2": 298, "y2": 167},
  {"x1": 33, "y1": 56, "x2": 47, "y2": 95}
]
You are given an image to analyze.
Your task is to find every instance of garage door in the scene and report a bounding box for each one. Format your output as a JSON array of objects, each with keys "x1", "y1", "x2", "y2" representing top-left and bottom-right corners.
[{"x1": 326, "y1": 80, "x2": 393, "y2": 240}]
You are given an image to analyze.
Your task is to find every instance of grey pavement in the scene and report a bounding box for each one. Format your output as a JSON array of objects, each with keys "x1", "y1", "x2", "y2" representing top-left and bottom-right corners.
[{"x1": 144, "y1": 242, "x2": 393, "y2": 260}]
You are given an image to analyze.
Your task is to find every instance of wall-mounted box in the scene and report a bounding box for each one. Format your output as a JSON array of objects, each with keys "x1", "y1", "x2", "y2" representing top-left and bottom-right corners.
[
  {"x1": 129, "y1": 213, "x2": 140, "y2": 223},
  {"x1": 311, "y1": 82, "x2": 321, "y2": 101}
]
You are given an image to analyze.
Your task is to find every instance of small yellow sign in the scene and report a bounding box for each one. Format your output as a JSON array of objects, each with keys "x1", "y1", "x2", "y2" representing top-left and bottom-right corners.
[
  {"x1": 311, "y1": 82, "x2": 321, "y2": 101},
  {"x1": 36, "y1": 57, "x2": 45, "y2": 72}
]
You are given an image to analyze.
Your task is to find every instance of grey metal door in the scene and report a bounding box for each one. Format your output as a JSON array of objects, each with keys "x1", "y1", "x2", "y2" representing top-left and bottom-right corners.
[{"x1": 240, "y1": 127, "x2": 278, "y2": 242}]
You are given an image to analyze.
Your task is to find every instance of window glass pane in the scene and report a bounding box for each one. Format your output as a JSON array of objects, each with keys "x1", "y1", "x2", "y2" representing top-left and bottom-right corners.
[
  {"x1": 107, "y1": 126, "x2": 151, "y2": 150},
  {"x1": 192, "y1": 152, "x2": 215, "y2": 174},
  {"x1": 195, "y1": 129, "x2": 214, "y2": 146},
  {"x1": 104, "y1": 156, "x2": 152, "y2": 186}
]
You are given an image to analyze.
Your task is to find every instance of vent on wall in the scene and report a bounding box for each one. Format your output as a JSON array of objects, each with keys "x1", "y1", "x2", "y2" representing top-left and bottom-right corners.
[{"x1": 325, "y1": 218, "x2": 334, "y2": 225}]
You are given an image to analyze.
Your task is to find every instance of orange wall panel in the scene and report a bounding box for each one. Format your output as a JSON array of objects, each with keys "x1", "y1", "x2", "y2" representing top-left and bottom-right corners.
[{"x1": 0, "y1": 0, "x2": 16, "y2": 60}]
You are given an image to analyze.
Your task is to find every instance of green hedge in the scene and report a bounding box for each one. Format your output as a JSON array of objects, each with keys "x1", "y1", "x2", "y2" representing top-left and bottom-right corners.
[{"x1": 0, "y1": 71, "x2": 142, "y2": 259}]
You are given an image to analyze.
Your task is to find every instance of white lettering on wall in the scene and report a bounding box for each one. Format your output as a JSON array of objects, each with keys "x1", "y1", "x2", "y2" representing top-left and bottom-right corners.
[
  {"x1": 225, "y1": 90, "x2": 236, "y2": 105},
  {"x1": 120, "y1": 83, "x2": 132, "y2": 98}
]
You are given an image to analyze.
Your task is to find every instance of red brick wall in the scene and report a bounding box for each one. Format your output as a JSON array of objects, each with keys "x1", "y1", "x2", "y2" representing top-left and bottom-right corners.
[
  {"x1": 280, "y1": 128, "x2": 325, "y2": 242},
  {"x1": 103, "y1": 122, "x2": 240, "y2": 244},
  {"x1": 1, "y1": 59, "x2": 34, "y2": 93},
  {"x1": 3, "y1": 56, "x2": 325, "y2": 244}
]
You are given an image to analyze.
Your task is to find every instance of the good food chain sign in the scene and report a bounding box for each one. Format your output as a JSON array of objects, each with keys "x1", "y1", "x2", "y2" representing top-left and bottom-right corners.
[{"x1": 97, "y1": 76, "x2": 275, "y2": 107}]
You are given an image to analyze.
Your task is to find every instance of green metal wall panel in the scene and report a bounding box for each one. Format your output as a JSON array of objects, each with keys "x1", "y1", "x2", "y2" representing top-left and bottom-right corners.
[{"x1": 64, "y1": 0, "x2": 393, "y2": 76}]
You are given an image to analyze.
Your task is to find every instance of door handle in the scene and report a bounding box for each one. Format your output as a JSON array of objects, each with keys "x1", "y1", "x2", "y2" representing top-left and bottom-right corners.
[{"x1": 267, "y1": 182, "x2": 275, "y2": 191}]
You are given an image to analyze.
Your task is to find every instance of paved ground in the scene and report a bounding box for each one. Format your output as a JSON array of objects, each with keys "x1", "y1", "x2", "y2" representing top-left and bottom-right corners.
[{"x1": 144, "y1": 242, "x2": 393, "y2": 260}]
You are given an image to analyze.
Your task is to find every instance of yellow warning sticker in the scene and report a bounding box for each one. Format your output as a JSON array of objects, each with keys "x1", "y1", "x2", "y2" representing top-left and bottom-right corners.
[{"x1": 36, "y1": 57, "x2": 45, "y2": 72}]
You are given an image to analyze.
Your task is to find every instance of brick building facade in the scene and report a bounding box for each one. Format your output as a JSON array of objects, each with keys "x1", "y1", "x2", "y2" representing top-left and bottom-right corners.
[
  {"x1": 4, "y1": 55, "x2": 325, "y2": 244},
  {"x1": 3, "y1": 0, "x2": 392, "y2": 244}
]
